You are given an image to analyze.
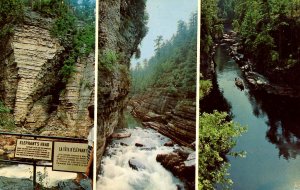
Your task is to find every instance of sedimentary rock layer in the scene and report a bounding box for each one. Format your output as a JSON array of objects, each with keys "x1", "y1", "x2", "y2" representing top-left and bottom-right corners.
[{"x1": 130, "y1": 91, "x2": 196, "y2": 148}]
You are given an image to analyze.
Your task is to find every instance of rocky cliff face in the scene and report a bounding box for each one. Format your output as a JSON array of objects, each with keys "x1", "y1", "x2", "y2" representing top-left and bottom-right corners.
[
  {"x1": 97, "y1": 0, "x2": 147, "y2": 171},
  {"x1": 0, "y1": 11, "x2": 94, "y2": 137},
  {"x1": 129, "y1": 90, "x2": 196, "y2": 148}
]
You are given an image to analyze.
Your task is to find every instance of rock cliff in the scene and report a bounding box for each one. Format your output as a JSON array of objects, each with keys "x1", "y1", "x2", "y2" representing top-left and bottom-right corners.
[
  {"x1": 129, "y1": 91, "x2": 196, "y2": 147},
  {"x1": 0, "y1": 10, "x2": 94, "y2": 137},
  {"x1": 97, "y1": 0, "x2": 147, "y2": 171}
]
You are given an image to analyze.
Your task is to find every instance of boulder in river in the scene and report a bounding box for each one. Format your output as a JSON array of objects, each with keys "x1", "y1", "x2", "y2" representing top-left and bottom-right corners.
[
  {"x1": 128, "y1": 158, "x2": 146, "y2": 171},
  {"x1": 135, "y1": 143, "x2": 144, "y2": 147},
  {"x1": 111, "y1": 132, "x2": 131, "y2": 139},
  {"x1": 120, "y1": 142, "x2": 128, "y2": 146},
  {"x1": 235, "y1": 77, "x2": 244, "y2": 90},
  {"x1": 164, "y1": 140, "x2": 175, "y2": 147},
  {"x1": 156, "y1": 150, "x2": 195, "y2": 190}
]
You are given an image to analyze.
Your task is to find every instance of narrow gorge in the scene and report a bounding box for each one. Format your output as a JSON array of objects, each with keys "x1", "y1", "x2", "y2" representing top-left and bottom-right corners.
[{"x1": 98, "y1": 1, "x2": 197, "y2": 189}]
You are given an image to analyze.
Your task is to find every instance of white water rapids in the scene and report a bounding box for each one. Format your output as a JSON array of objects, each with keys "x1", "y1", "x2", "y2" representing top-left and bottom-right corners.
[
  {"x1": 0, "y1": 164, "x2": 76, "y2": 187},
  {"x1": 97, "y1": 126, "x2": 183, "y2": 190}
]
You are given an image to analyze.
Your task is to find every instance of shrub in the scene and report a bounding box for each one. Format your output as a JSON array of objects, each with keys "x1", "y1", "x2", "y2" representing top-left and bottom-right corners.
[
  {"x1": 0, "y1": 0, "x2": 24, "y2": 38},
  {"x1": 99, "y1": 49, "x2": 119, "y2": 71},
  {"x1": 200, "y1": 80, "x2": 212, "y2": 100},
  {"x1": 0, "y1": 101, "x2": 15, "y2": 131},
  {"x1": 199, "y1": 111, "x2": 246, "y2": 190},
  {"x1": 74, "y1": 24, "x2": 95, "y2": 56}
]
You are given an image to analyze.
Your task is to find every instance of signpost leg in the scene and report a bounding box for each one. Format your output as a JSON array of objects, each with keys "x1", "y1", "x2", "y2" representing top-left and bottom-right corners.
[
  {"x1": 33, "y1": 161, "x2": 37, "y2": 190},
  {"x1": 33, "y1": 136, "x2": 37, "y2": 190}
]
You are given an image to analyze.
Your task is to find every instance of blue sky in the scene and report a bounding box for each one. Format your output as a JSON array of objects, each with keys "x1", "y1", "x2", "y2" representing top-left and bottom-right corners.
[{"x1": 132, "y1": 0, "x2": 198, "y2": 66}]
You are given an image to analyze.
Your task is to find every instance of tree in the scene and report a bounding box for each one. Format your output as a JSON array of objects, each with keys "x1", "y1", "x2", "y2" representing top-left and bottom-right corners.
[
  {"x1": 199, "y1": 111, "x2": 246, "y2": 190},
  {"x1": 154, "y1": 35, "x2": 163, "y2": 53},
  {"x1": 131, "y1": 13, "x2": 197, "y2": 95},
  {"x1": 0, "y1": 0, "x2": 24, "y2": 37}
]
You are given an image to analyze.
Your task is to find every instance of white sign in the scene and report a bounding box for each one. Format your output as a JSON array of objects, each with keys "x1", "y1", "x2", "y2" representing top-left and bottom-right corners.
[
  {"x1": 53, "y1": 142, "x2": 88, "y2": 172},
  {"x1": 15, "y1": 139, "x2": 52, "y2": 161}
]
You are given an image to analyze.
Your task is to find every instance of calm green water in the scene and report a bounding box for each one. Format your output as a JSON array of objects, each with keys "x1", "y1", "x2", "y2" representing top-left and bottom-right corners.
[{"x1": 214, "y1": 46, "x2": 300, "y2": 190}]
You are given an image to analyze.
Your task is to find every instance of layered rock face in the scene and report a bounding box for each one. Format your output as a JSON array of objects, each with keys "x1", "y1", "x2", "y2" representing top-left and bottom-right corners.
[
  {"x1": 97, "y1": 0, "x2": 147, "y2": 171},
  {"x1": 43, "y1": 53, "x2": 95, "y2": 137},
  {"x1": 130, "y1": 91, "x2": 196, "y2": 148},
  {"x1": 0, "y1": 11, "x2": 94, "y2": 137},
  {"x1": 12, "y1": 24, "x2": 63, "y2": 125}
]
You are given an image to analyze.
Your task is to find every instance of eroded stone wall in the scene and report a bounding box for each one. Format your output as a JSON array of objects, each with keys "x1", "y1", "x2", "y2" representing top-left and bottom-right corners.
[
  {"x1": 0, "y1": 11, "x2": 95, "y2": 137},
  {"x1": 97, "y1": 0, "x2": 147, "y2": 172}
]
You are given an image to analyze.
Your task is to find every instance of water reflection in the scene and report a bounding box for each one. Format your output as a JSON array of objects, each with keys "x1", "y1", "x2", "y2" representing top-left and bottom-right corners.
[
  {"x1": 248, "y1": 91, "x2": 300, "y2": 159},
  {"x1": 214, "y1": 45, "x2": 300, "y2": 189},
  {"x1": 200, "y1": 76, "x2": 232, "y2": 115}
]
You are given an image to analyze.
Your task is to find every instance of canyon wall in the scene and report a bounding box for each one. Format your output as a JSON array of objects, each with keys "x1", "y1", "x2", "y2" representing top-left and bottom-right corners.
[
  {"x1": 97, "y1": 0, "x2": 147, "y2": 171},
  {"x1": 130, "y1": 90, "x2": 196, "y2": 148},
  {"x1": 0, "y1": 11, "x2": 94, "y2": 138}
]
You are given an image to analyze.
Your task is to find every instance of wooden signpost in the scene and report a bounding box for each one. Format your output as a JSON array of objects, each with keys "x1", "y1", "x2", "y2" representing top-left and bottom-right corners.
[
  {"x1": 53, "y1": 142, "x2": 88, "y2": 172},
  {"x1": 0, "y1": 132, "x2": 88, "y2": 190},
  {"x1": 15, "y1": 139, "x2": 53, "y2": 161}
]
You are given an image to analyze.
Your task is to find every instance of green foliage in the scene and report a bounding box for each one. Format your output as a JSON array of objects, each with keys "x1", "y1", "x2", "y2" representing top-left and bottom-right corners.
[
  {"x1": 199, "y1": 111, "x2": 246, "y2": 190},
  {"x1": 74, "y1": 23, "x2": 95, "y2": 56},
  {"x1": 99, "y1": 49, "x2": 119, "y2": 71},
  {"x1": 131, "y1": 12, "x2": 197, "y2": 95},
  {"x1": 233, "y1": 0, "x2": 300, "y2": 73},
  {"x1": 200, "y1": 0, "x2": 223, "y2": 69},
  {"x1": 47, "y1": 0, "x2": 95, "y2": 83},
  {"x1": 37, "y1": 167, "x2": 49, "y2": 189},
  {"x1": 0, "y1": 101, "x2": 15, "y2": 131},
  {"x1": 0, "y1": 101, "x2": 10, "y2": 113},
  {"x1": 218, "y1": 0, "x2": 236, "y2": 21},
  {"x1": 59, "y1": 58, "x2": 77, "y2": 83},
  {"x1": 0, "y1": 0, "x2": 24, "y2": 38},
  {"x1": 200, "y1": 80, "x2": 212, "y2": 100},
  {"x1": 50, "y1": 12, "x2": 76, "y2": 47}
]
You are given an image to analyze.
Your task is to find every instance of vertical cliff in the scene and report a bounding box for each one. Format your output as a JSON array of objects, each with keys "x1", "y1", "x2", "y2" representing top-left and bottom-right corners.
[
  {"x1": 0, "y1": 10, "x2": 95, "y2": 137},
  {"x1": 130, "y1": 92, "x2": 196, "y2": 147},
  {"x1": 97, "y1": 0, "x2": 147, "y2": 171}
]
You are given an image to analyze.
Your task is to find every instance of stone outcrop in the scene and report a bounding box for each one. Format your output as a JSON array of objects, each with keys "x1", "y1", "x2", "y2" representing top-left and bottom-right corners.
[
  {"x1": 245, "y1": 71, "x2": 300, "y2": 98},
  {"x1": 129, "y1": 91, "x2": 196, "y2": 148},
  {"x1": 223, "y1": 31, "x2": 300, "y2": 98},
  {"x1": 12, "y1": 24, "x2": 63, "y2": 125},
  {"x1": 0, "y1": 10, "x2": 94, "y2": 137},
  {"x1": 42, "y1": 53, "x2": 95, "y2": 137},
  {"x1": 156, "y1": 148, "x2": 195, "y2": 190},
  {"x1": 128, "y1": 158, "x2": 146, "y2": 171},
  {"x1": 97, "y1": 0, "x2": 147, "y2": 172}
]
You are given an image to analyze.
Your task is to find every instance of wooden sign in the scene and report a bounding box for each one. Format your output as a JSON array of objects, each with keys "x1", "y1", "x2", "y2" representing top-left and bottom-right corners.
[
  {"x1": 15, "y1": 139, "x2": 53, "y2": 161},
  {"x1": 53, "y1": 142, "x2": 88, "y2": 173}
]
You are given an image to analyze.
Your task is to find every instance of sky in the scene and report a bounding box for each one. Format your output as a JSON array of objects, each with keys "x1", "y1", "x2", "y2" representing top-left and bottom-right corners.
[{"x1": 131, "y1": 0, "x2": 198, "y2": 66}]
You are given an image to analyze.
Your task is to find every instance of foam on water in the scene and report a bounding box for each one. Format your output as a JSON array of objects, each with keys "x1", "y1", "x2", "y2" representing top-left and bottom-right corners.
[
  {"x1": 0, "y1": 164, "x2": 76, "y2": 187},
  {"x1": 97, "y1": 127, "x2": 183, "y2": 190}
]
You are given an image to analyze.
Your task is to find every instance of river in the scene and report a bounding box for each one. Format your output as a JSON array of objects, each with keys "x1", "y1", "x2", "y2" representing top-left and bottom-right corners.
[
  {"x1": 0, "y1": 163, "x2": 76, "y2": 188},
  {"x1": 214, "y1": 45, "x2": 300, "y2": 190},
  {"x1": 97, "y1": 113, "x2": 184, "y2": 190}
]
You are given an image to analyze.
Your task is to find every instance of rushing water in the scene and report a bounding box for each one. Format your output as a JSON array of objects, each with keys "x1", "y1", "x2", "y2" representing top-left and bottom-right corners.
[
  {"x1": 0, "y1": 164, "x2": 76, "y2": 187},
  {"x1": 97, "y1": 114, "x2": 183, "y2": 190},
  {"x1": 214, "y1": 45, "x2": 300, "y2": 190}
]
